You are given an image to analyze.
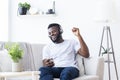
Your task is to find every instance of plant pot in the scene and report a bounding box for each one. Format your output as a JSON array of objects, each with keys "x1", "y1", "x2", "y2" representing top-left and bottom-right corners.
[
  {"x1": 103, "y1": 53, "x2": 113, "y2": 62},
  {"x1": 18, "y1": 7, "x2": 28, "y2": 15},
  {"x1": 12, "y1": 62, "x2": 22, "y2": 72}
]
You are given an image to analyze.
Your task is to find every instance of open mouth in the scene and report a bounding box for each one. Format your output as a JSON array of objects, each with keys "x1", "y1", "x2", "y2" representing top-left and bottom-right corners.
[{"x1": 51, "y1": 36, "x2": 57, "y2": 41}]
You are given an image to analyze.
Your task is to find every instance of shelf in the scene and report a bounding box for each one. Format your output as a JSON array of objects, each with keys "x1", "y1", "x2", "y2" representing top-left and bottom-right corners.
[
  {"x1": 17, "y1": 14, "x2": 57, "y2": 18},
  {"x1": 104, "y1": 60, "x2": 114, "y2": 63}
]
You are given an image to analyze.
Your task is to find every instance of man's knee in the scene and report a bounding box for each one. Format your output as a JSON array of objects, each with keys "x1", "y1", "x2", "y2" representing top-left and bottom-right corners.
[
  {"x1": 60, "y1": 67, "x2": 79, "y2": 80},
  {"x1": 60, "y1": 67, "x2": 72, "y2": 80},
  {"x1": 40, "y1": 67, "x2": 50, "y2": 71}
]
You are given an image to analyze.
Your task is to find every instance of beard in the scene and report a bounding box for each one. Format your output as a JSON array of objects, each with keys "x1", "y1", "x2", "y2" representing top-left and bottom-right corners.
[{"x1": 49, "y1": 33, "x2": 61, "y2": 43}]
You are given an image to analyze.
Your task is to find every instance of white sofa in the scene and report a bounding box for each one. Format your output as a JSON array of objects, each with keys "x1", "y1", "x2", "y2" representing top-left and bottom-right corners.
[{"x1": 0, "y1": 42, "x2": 104, "y2": 80}]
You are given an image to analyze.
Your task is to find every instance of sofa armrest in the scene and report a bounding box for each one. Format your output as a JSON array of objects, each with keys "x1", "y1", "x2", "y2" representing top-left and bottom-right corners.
[
  {"x1": 96, "y1": 57, "x2": 104, "y2": 80},
  {"x1": 84, "y1": 57, "x2": 104, "y2": 80}
]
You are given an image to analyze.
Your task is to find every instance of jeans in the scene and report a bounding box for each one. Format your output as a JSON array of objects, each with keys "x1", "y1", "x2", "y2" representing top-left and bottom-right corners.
[{"x1": 39, "y1": 67, "x2": 79, "y2": 80}]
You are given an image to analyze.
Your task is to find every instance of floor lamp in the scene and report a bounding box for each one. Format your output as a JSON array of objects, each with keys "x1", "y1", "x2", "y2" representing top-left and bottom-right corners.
[
  {"x1": 99, "y1": 26, "x2": 119, "y2": 80},
  {"x1": 95, "y1": 0, "x2": 119, "y2": 80}
]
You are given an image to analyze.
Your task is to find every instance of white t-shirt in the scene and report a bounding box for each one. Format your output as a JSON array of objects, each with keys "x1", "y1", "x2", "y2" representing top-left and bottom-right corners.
[{"x1": 42, "y1": 39, "x2": 81, "y2": 69}]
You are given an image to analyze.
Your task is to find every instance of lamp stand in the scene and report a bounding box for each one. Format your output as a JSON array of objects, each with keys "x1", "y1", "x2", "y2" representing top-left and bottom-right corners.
[{"x1": 99, "y1": 26, "x2": 119, "y2": 80}]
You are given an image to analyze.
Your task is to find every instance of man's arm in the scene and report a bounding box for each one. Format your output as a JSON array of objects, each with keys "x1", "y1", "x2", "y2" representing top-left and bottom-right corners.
[{"x1": 72, "y1": 27, "x2": 89, "y2": 58}]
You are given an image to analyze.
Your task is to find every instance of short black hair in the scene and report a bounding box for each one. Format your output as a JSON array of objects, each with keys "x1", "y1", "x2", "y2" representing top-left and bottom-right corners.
[{"x1": 48, "y1": 23, "x2": 61, "y2": 30}]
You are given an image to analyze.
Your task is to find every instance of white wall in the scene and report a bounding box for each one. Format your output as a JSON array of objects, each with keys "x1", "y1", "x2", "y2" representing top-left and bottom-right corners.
[
  {"x1": 9, "y1": 0, "x2": 120, "y2": 80},
  {"x1": 0, "y1": 0, "x2": 8, "y2": 41}
]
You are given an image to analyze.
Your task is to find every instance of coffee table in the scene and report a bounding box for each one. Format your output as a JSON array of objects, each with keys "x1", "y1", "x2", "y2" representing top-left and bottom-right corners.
[{"x1": 0, "y1": 71, "x2": 40, "y2": 80}]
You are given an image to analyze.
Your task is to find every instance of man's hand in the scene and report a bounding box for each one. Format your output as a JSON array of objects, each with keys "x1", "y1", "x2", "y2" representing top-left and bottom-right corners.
[
  {"x1": 43, "y1": 58, "x2": 54, "y2": 67},
  {"x1": 72, "y1": 27, "x2": 80, "y2": 36}
]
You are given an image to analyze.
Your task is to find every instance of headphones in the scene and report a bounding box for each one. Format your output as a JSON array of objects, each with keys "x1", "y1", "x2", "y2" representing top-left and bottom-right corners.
[
  {"x1": 48, "y1": 23, "x2": 63, "y2": 34},
  {"x1": 59, "y1": 26, "x2": 63, "y2": 34}
]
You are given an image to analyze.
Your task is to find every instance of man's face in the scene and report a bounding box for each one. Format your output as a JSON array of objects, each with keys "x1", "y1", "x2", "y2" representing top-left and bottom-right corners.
[{"x1": 48, "y1": 26, "x2": 61, "y2": 43}]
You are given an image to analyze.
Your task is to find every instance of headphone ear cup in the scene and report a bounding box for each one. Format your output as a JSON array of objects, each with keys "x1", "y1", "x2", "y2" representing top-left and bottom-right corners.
[{"x1": 60, "y1": 28, "x2": 63, "y2": 34}]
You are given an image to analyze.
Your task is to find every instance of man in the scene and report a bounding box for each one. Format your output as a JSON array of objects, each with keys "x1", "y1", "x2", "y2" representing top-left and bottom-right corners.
[{"x1": 40, "y1": 23, "x2": 89, "y2": 80}]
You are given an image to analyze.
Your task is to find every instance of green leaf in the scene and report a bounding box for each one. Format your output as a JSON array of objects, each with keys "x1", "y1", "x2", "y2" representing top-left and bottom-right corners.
[
  {"x1": 18, "y1": 2, "x2": 31, "y2": 10},
  {"x1": 5, "y1": 42, "x2": 24, "y2": 63}
]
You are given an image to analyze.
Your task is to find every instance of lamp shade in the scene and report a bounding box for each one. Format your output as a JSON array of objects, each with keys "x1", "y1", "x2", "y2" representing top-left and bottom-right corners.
[{"x1": 94, "y1": 0, "x2": 116, "y2": 23}]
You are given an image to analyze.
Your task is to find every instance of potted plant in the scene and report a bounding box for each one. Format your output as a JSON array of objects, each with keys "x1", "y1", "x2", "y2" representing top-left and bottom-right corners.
[
  {"x1": 18, "y1": 2, "x2": 31, "y2": 15},
  {"x1": 5, "y1": 42, "x2": 24, "y2": 72},
  {"x1": 102, "y1": 47, "x2": 111, "y2": 55},
  {"x1": 102, "y1": 47, "x2": 112, "y2": 62}
]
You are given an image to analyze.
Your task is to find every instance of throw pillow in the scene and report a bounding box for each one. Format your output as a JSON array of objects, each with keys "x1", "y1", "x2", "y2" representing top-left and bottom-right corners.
[{"x1": 0, "y1": 49, "x2": 12, "y2": 72}]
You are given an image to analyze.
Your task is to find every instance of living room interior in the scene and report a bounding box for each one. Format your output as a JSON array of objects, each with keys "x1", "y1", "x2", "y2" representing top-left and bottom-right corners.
[{"x1": 0, "y1": 0, "x2": 120, "y2": 80}]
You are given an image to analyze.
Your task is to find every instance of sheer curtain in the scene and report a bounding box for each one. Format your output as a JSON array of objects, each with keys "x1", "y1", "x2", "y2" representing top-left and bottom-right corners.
[{"x1": 0, "y1": 0, "x2": 8, "y2": 41}]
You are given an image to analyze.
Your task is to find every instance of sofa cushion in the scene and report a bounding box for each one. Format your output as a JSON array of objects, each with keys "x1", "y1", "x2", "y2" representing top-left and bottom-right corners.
[
  {"x1": 30, "y1": 44, "x2": 45, "y2": 70},
  {"x1": 54, "y1": 75, "x2": 99, "y2": 80},
  {"x1": 0, "y1": 42, "x2": 4, "y2": 50},
  {"x1": 73, "y1": 75, "x2": 99, "y2": 80},
  {"x1": 30, "y1": 44, "x2": 85, "y2": 75},
  {"x1": 30, "y1": 43, "x2": 85, "y2": 75},
  {"x1": 76, "y1": 55, "x2": 85, "y2": 76}
]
